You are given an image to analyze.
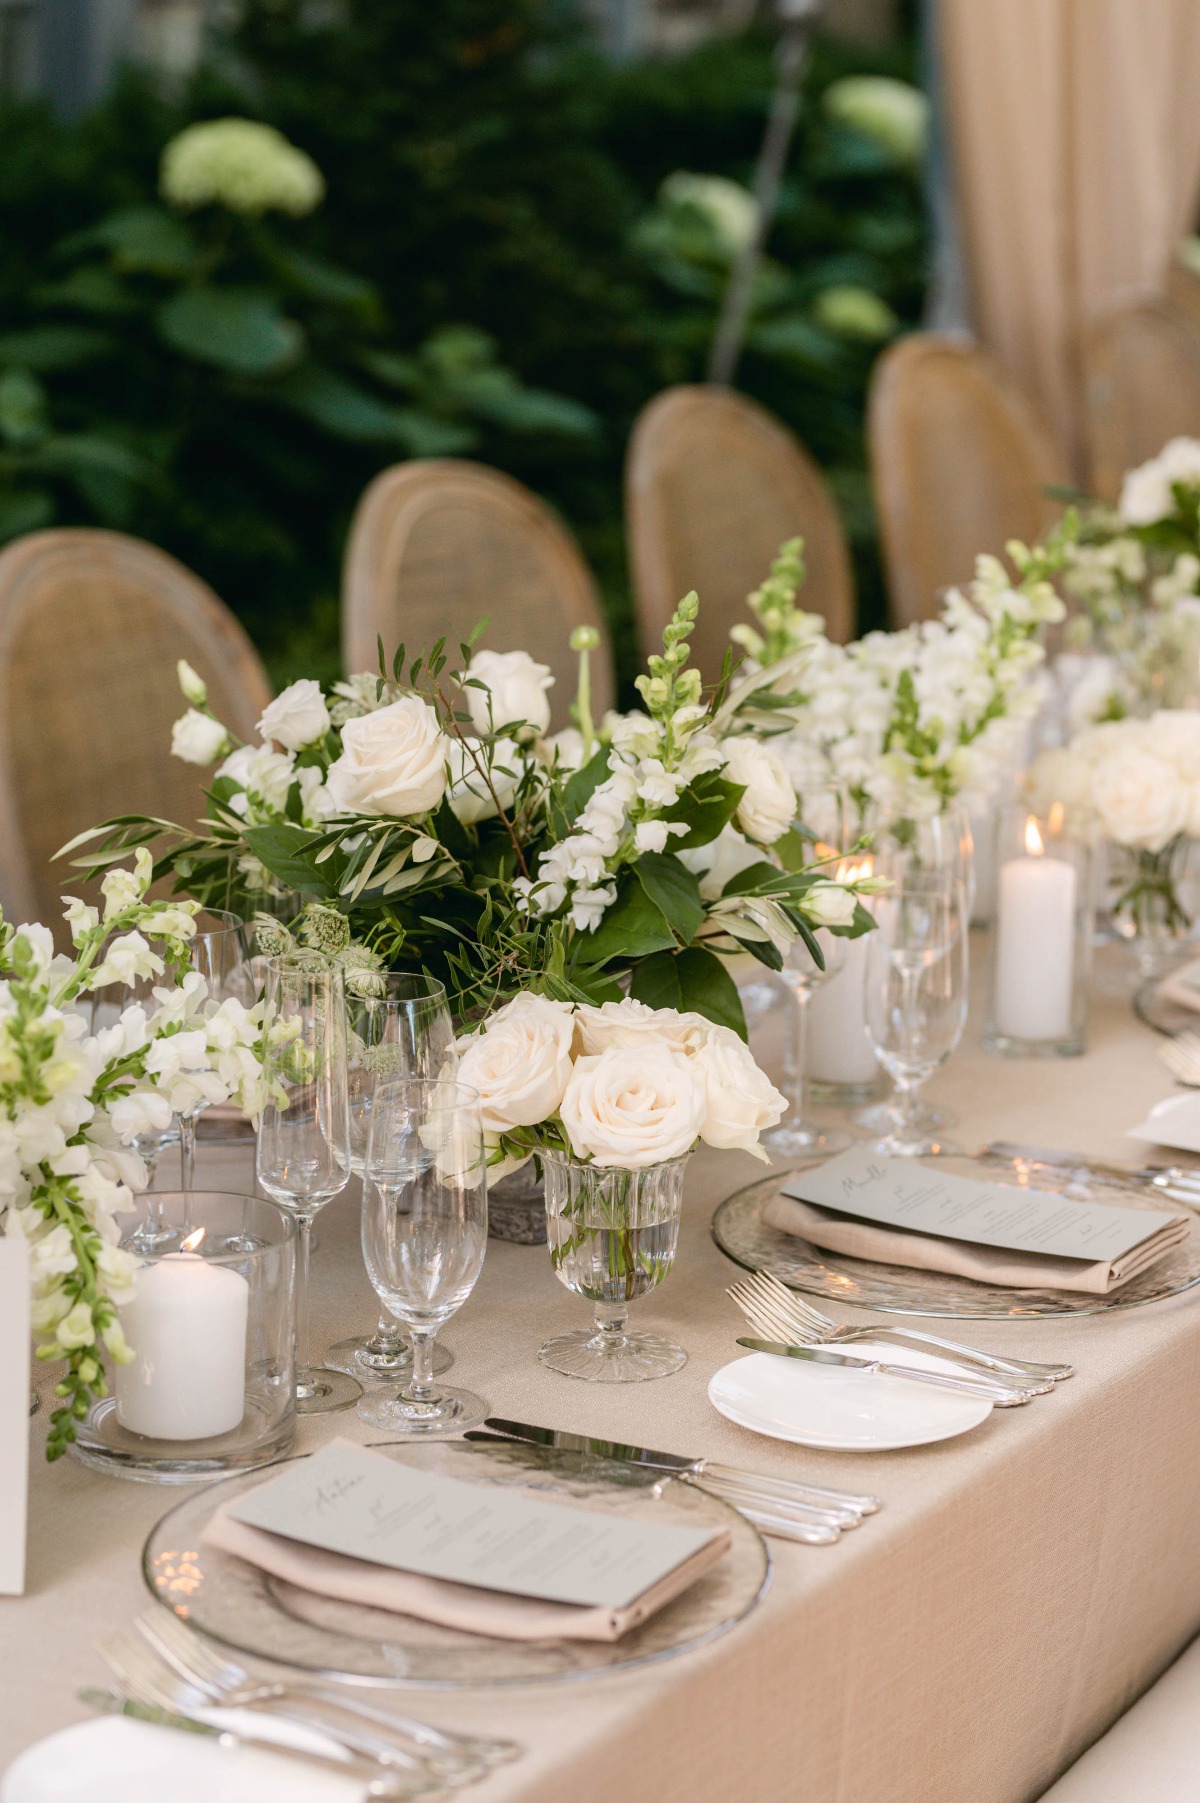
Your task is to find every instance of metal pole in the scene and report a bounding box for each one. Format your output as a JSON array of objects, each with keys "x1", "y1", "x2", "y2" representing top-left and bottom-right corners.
[{"x1": 707, "y1": 0, "x2": 824, "y2": 387}]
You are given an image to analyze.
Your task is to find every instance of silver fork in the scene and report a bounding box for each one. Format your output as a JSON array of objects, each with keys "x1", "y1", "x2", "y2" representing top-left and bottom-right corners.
[
  {"x1": 135, "y1": 1608, "x2": 518, "y2": 1779},
  {"x1": 728, "y1": 1284, "x2": 1047, "y2": 1405},
  {"x1": 97, "y1": 1624, "x2": 434, "y2": 1799},
  {"x1": 733, "y1": 1271, "x2": 1074, "y2": 1384}
]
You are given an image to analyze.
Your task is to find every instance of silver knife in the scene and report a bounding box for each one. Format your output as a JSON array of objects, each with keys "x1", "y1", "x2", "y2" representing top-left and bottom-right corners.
[
  {"x1": 735, "y1": 1339, "x2": 1034, "y2": 1406},
  {"x1": 79, "y1": 1688, "x2": 411, "y2": 1798},
  {"x1": 985, "y1": 1140, "x2": 1200, "y2": 1210},
  {"x1": 477, "y1": 1416, "x2": 881, "y2": 1516}
]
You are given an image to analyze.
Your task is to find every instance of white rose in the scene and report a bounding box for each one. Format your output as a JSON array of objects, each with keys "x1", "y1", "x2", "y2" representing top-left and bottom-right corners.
[
  {"x1": 1090, "y1": 747, "x2": 1189, "y2": 851},
  {"x1": 257, "y1": 679, "x2": 331, "y2": 751},
  {"x1": 455, "y1": 994, "x2": 576, "y2": 1135},
  {"x1": 721, "y1": 739, "x2": 797, "y2": 844},
  {"x1": 171, "y1": 708, "x2": 229, "y2": 766},
  {"x1": 447, "y1": 736, "x2": 523, "y2": 825},
  {"x1": 680, "y1": 824, "x2": 764, "y2": 902},
  {"x1": 464, "y1": 650, "x2": 553, "y2": 740},
  {"x1": 325, "y1": 696, "x2": 449, "y2": 819},
  {"x1": 691, "y1": 1026, "x2": 785, "y2": 1159},
  {"x1": 559, "y1": 1046, "x2": 706, "y2": 1168},
  {"x1": 574, "y1": 997, "x2": 712, "y2": 1058},
  {"x1": 803, "y1": 882, "x2": 857, "y2": 928}
]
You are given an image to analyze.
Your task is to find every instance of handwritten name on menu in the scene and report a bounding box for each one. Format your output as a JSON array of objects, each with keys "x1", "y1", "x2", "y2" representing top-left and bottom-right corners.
[
  {"x1": 232, "y1": 1441, "x2": 719, "y2": 1610},
  {"x1": 784, "y1": 1146, "x2": 1178, "y2": 1263}
]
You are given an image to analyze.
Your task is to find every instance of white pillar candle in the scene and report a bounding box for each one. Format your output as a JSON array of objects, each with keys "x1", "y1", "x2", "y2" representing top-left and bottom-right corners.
[
  {"x1": 807, "y1": 930, "x2": 878, "y2": 1085},
  {"x1": 993, "y1": 818, "x2": 1077, "y2": 1041},
  {"x1": 115, "y1": 1233, "x2": 249, "y2": 1441}
]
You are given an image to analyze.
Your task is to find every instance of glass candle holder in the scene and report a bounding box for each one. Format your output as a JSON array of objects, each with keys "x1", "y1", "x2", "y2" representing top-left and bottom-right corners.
[
  {"x1": 73, "y1": 1191, "x2": 296, "y2": 1483},
  {"x1": 984, "y1": 806, "x2": 1094, "y2": 1058}
]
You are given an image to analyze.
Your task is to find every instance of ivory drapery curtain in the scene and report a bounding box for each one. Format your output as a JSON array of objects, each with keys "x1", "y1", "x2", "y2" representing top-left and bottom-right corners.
[{"x1": 935, "y1": 0, "x2": 1200, "y2": 478}]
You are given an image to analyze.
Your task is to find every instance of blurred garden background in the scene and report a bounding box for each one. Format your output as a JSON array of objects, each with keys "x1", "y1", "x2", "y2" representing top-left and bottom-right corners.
[{"x1": 0, "y1": 0, "x2": 927, "y2": 693}]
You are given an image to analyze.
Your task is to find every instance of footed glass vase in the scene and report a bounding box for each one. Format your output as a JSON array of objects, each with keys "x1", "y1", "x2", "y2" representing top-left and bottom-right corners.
[
  {"x1": 1109, "y1": 836, "x2": 1193, "y2": 980},
  {"x1": 540, "y1": 1150, "x2": 688, "y2": 1383}
]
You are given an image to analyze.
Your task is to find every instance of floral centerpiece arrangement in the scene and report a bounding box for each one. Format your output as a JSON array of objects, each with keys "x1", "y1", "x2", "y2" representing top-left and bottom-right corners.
[
  {"x1": 725, "y1": 531, "x2": 1071, "y2": 836},
  {"x1": 69, "y1": 591, "x2": 878, "y2": 1040},
  {"x1": 1, "y1": 854, "x2": 276, "y2": 1460},
  {"x1": 1027, "y1": 711, "x2": 1200, "y2": 967}
]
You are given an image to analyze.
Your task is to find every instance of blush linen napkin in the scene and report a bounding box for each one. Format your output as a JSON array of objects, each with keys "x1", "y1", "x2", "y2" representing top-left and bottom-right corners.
[
  {"x1": 761, "y1": 1193, "x2": 1191, "y2": 1296},
  {"x1": 201, "y1": 1443, "x2": 731, "y2": 1644}
]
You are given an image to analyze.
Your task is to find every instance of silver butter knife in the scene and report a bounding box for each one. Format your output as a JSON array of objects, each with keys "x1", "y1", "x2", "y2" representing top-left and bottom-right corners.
[
  {"x1": 79, "y1": 1689, "x2": 411, "y2": 1798},
  {"x1": 477, "y1": 1416, "x2": 881, "y2": 1516},
  {"x1": 735, "y1": 1339, "x2": 1037, "y2": 1406}
]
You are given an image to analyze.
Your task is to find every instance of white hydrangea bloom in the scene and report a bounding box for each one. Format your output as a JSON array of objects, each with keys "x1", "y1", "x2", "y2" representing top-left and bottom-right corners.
[{"x1": 161, "y1": 119, "x2": 324, "y2": 217}]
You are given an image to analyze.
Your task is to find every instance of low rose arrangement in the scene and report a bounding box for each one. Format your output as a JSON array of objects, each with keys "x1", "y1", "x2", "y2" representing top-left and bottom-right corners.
[
  {"x1": 453, "y1": 994, "x2": 787, "y2": 1173},
  {"x1": 1, "y1": 853, "x2": 283, "y2": 1461}
]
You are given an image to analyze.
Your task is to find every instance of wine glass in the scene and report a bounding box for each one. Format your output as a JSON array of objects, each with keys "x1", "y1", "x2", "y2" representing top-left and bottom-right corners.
[
  {"x1": 864, "y1": 835, "x2": 969, "y2": 1157},
  {"x1": 325, "y1": 975, "x2": 457, "y2": 1384},
  {"x1": 255, "y1": 957, "x2": 357, "y2": 1413},
  {"x1": 358, "y1": 1077, "x2": 488, "y2": 1434},
  {"x1": 762, "y1": 927, "x2": 852, "y2": 1164},
  {"x1": 178, "y1": 910, "x2": 253, "y2": 1189}
]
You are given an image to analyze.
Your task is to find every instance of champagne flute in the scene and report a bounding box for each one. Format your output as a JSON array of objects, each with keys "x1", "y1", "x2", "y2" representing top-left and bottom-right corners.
[
  {"x1": 256, "y1": 958, "x2": 357, "y2": 1412},
  {"x1": 178, "y1": 909, "x2": 253, "y2": 1189},
  {"x1": 864, "y1": 848, "x2": 969, "y2": 1157},
  {"x1": 325, "y1": 975, "x2": 457, "y2": 1384},
  {"x1": 359, "y1": 1077, "x2": 488, "y2": 1435}
]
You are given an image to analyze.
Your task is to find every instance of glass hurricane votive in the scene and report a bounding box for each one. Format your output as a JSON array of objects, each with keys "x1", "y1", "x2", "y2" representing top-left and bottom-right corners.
[
  {"x1": 984, "y1": 805, "x2": 1094, "y2": 1058},
  {"x1": 540, "y1": 1150, "x2": 688, "y2": 1383},
  {"x1": 73, "y1": 1191, "x2": 296, "y2": 1483}
]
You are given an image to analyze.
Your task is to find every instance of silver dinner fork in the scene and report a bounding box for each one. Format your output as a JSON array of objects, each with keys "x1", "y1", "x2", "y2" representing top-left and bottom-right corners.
[
  {"x1": 724, "y1": 1276, "x2": 1052, "y2": 1399},
  {"x1": 96, "y1": 1624, "x2": 436, "y2": 1798},
  {"x1": 134, "y1": 1608, "x2": 520, "y2": 1777}
]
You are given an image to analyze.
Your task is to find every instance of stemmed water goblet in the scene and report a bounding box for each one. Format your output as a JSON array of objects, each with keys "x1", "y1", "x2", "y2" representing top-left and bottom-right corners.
[
  {"x1": 358, "y1": 1077, "x2": 488, "y2": 1434},
  {"x1": 863, "y1": 820, "x2": 970, "y2": 1157},
  {"x1": 762, "y1": 927, "x2": 852, "y2": 1165},
  {"x1": 324, "y1": 975, "x2": 457, "y2": 1384},
  {"x1": 255, "y1": 957, "x2": 356, "y2": 1412},
  {"x1": 178, "y1": 909, "x2": 254, "y2": 1190}
]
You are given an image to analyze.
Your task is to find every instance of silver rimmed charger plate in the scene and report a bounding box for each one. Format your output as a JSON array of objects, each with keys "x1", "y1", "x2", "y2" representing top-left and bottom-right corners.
[
  {"x1": 142, "y1": 1437, "x2": 769, "y2": 1688},
  {"x1": 711, "y1": 1151, "x2": 1200, "y2": 1319}
]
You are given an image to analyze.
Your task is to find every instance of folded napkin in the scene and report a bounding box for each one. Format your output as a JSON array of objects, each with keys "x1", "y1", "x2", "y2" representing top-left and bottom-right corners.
[
  {"x1": 202, "y1": 1462, "x2": 730, "y2": 1645},
  {"x1": 1158, "y1": 957, "x2": 1200, "y2": 1015},
  {"x1": 762, "y1": 1192, "x2": 1190, "y2": 1295}
]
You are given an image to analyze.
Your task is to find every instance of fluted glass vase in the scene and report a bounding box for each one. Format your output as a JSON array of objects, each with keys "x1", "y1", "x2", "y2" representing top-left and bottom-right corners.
[
  {"x1": 1109, "y1": 836, "x2": 1193, "y2": 979},
  {"x1": 540, "y1": 1150, "x2": 689, "y2": 1383}
]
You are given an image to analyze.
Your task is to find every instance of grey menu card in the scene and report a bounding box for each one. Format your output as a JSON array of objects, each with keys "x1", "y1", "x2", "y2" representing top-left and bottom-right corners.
[
  {"x1": 231, "y1": 1441, "x2": 720, "y2": 1610},
  {"x1": 782, "y1": 1146, "x2": 1179, "y2": 1263}
]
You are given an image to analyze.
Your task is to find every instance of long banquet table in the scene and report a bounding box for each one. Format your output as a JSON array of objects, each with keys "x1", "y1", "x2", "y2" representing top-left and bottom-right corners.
[{"x1": 6, "y1": 952, "x2": 1200, "y2": 1802}]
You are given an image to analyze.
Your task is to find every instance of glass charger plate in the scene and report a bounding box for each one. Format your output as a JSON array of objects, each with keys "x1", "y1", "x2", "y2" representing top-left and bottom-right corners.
[
  {"x1": 1133, "y1": 978, "x2": 1197, "y2": 1039},
  {"x1": 142, "y1": 1437, "x2": 769, "y2": 1688},
  {"x1": 711, "y1": 1151, "x2": 1200, "y2": 1319}
]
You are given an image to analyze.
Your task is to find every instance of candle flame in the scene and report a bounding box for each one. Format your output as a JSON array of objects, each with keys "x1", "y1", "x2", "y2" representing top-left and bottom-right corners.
[
  {"x1": 837, "y1": 854, "x2": 874, "y2": 884},
  {"x1": 1048, "y1": 801, "x2": 1065, "y2": 836},
  {"x1": 1025, "y1": 816, "x2": 1045, "y2": 857},
  {"x1": 181, "y1": 1227, "x2": 206, "y2": 1253}
]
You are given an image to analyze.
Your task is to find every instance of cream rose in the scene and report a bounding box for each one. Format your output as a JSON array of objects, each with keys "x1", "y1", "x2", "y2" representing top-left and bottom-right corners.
[
  {"x1": 559, "y1": 1045, "x2": 707, "y2": 1168},
  {"x1": 573, "y1": 998, "x2": 712, "y2": 1058},
  {"x1": 1090, "y1": 747, "x2": 1189, "y2": 851},
  {"x1": 691, "y1": 1026, "x2": 785, "y2": 1158},
  {"x1": 455, "y1": 994, "x2": 575, "y2": 1135},
  {"x1": 464, "y1": 650, "x2": 553, "y2": 740},
  {"x1": 721, "y1": 739, "x2": 797, "y2": 845},
  {"x1": 257, "y1": 679, "x2": 331, "y2": 751},
  {"x1": 325, "y1": 695, "x2": 448, "y2": 818}
]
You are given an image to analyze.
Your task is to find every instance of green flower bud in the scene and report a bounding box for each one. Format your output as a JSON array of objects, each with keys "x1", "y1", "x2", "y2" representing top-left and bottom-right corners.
[{"x1": 570, "y1": 625, "x2": 601, "y2": 653}]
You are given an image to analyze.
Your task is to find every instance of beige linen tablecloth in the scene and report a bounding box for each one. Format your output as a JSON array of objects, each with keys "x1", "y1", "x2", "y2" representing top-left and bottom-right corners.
[{"x1": 6, "y1": 952, "x2": 1200, "y2": 1803}]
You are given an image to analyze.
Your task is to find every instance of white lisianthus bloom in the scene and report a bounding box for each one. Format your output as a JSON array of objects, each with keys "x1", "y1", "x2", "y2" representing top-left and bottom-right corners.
[
  {"x1": 454, "y1": 995, "x2": 576, "y2": 1136},
  {"x1": 720, "y1": 739, "x2": 797, "y2": 844},
  {"x1": 257, "y1": 679, "x2": 331, "y2": 751},
  {"x1": 216, "y1": 744, "x2": 296, "y2": 816},
  {"x1": 325, "y1": 696, "x2": 449, "y2": 819},
  {"x1": 177, "y1": 659, "x2": 207, "y2": 705},
  {"x1": 171, "y1": 708, "x2": 230, "y2": 766},
  {"x1": 463, "y1": 650, "x2": 554, "y2": 740},
  {"x1": 690, "y1": 1026, "x2": 785, "y2": 1159},
  {"x1": 802, "y1": 882, "x2": 857, "y2": 928},
  {"x1": 574, "y1": 998, "x2": 713, "y2": 1058},
  {"x1": 559, "y1": 1045, "x2": 707, "y2": 1168},
  {"x1": 447, "y1": 736, "x2": 523, "y2": 825}
]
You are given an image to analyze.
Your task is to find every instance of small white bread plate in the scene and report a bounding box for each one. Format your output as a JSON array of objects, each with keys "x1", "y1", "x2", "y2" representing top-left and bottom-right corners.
[
  {"x1": 2, "y1": 1713, "x2": 359, "y2": 1803},
  {"x1": 708, "y1": 1342, "x2": 994, "y2": 1452},
  {"x1": 1126, "y1": 1093, "x2": 1200, "y2": 1154}
]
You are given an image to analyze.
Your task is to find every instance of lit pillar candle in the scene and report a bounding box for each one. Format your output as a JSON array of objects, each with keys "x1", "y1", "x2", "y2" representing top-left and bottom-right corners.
[
  {"x1": 115, "y1": 1229, "x2": 249, "y2": 1441},
  {"x1": 993, "y1": 817, "x2": 1077, "y2": 1041},
  {"x1": 807, "y1": 856, "x2": 879, "y2": 1086}
]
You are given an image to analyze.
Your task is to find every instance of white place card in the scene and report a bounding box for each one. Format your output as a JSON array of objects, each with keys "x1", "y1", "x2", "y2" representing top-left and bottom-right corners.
[
  {"x1": 0, "y1": 1235, "x2": 30, "y2": 1596},
  {"x1": 231, "y1": 1440, "x2": 721, "y2": 1610},
  {"x1": 783, "y1": 1146, "x2": 1180, "y2": 1264}
]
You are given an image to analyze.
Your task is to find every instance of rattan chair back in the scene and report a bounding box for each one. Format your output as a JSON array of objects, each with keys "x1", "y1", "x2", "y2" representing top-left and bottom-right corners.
[{"x1": 1084, "y1": 293, "x2": 1200, "y2": 502}]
